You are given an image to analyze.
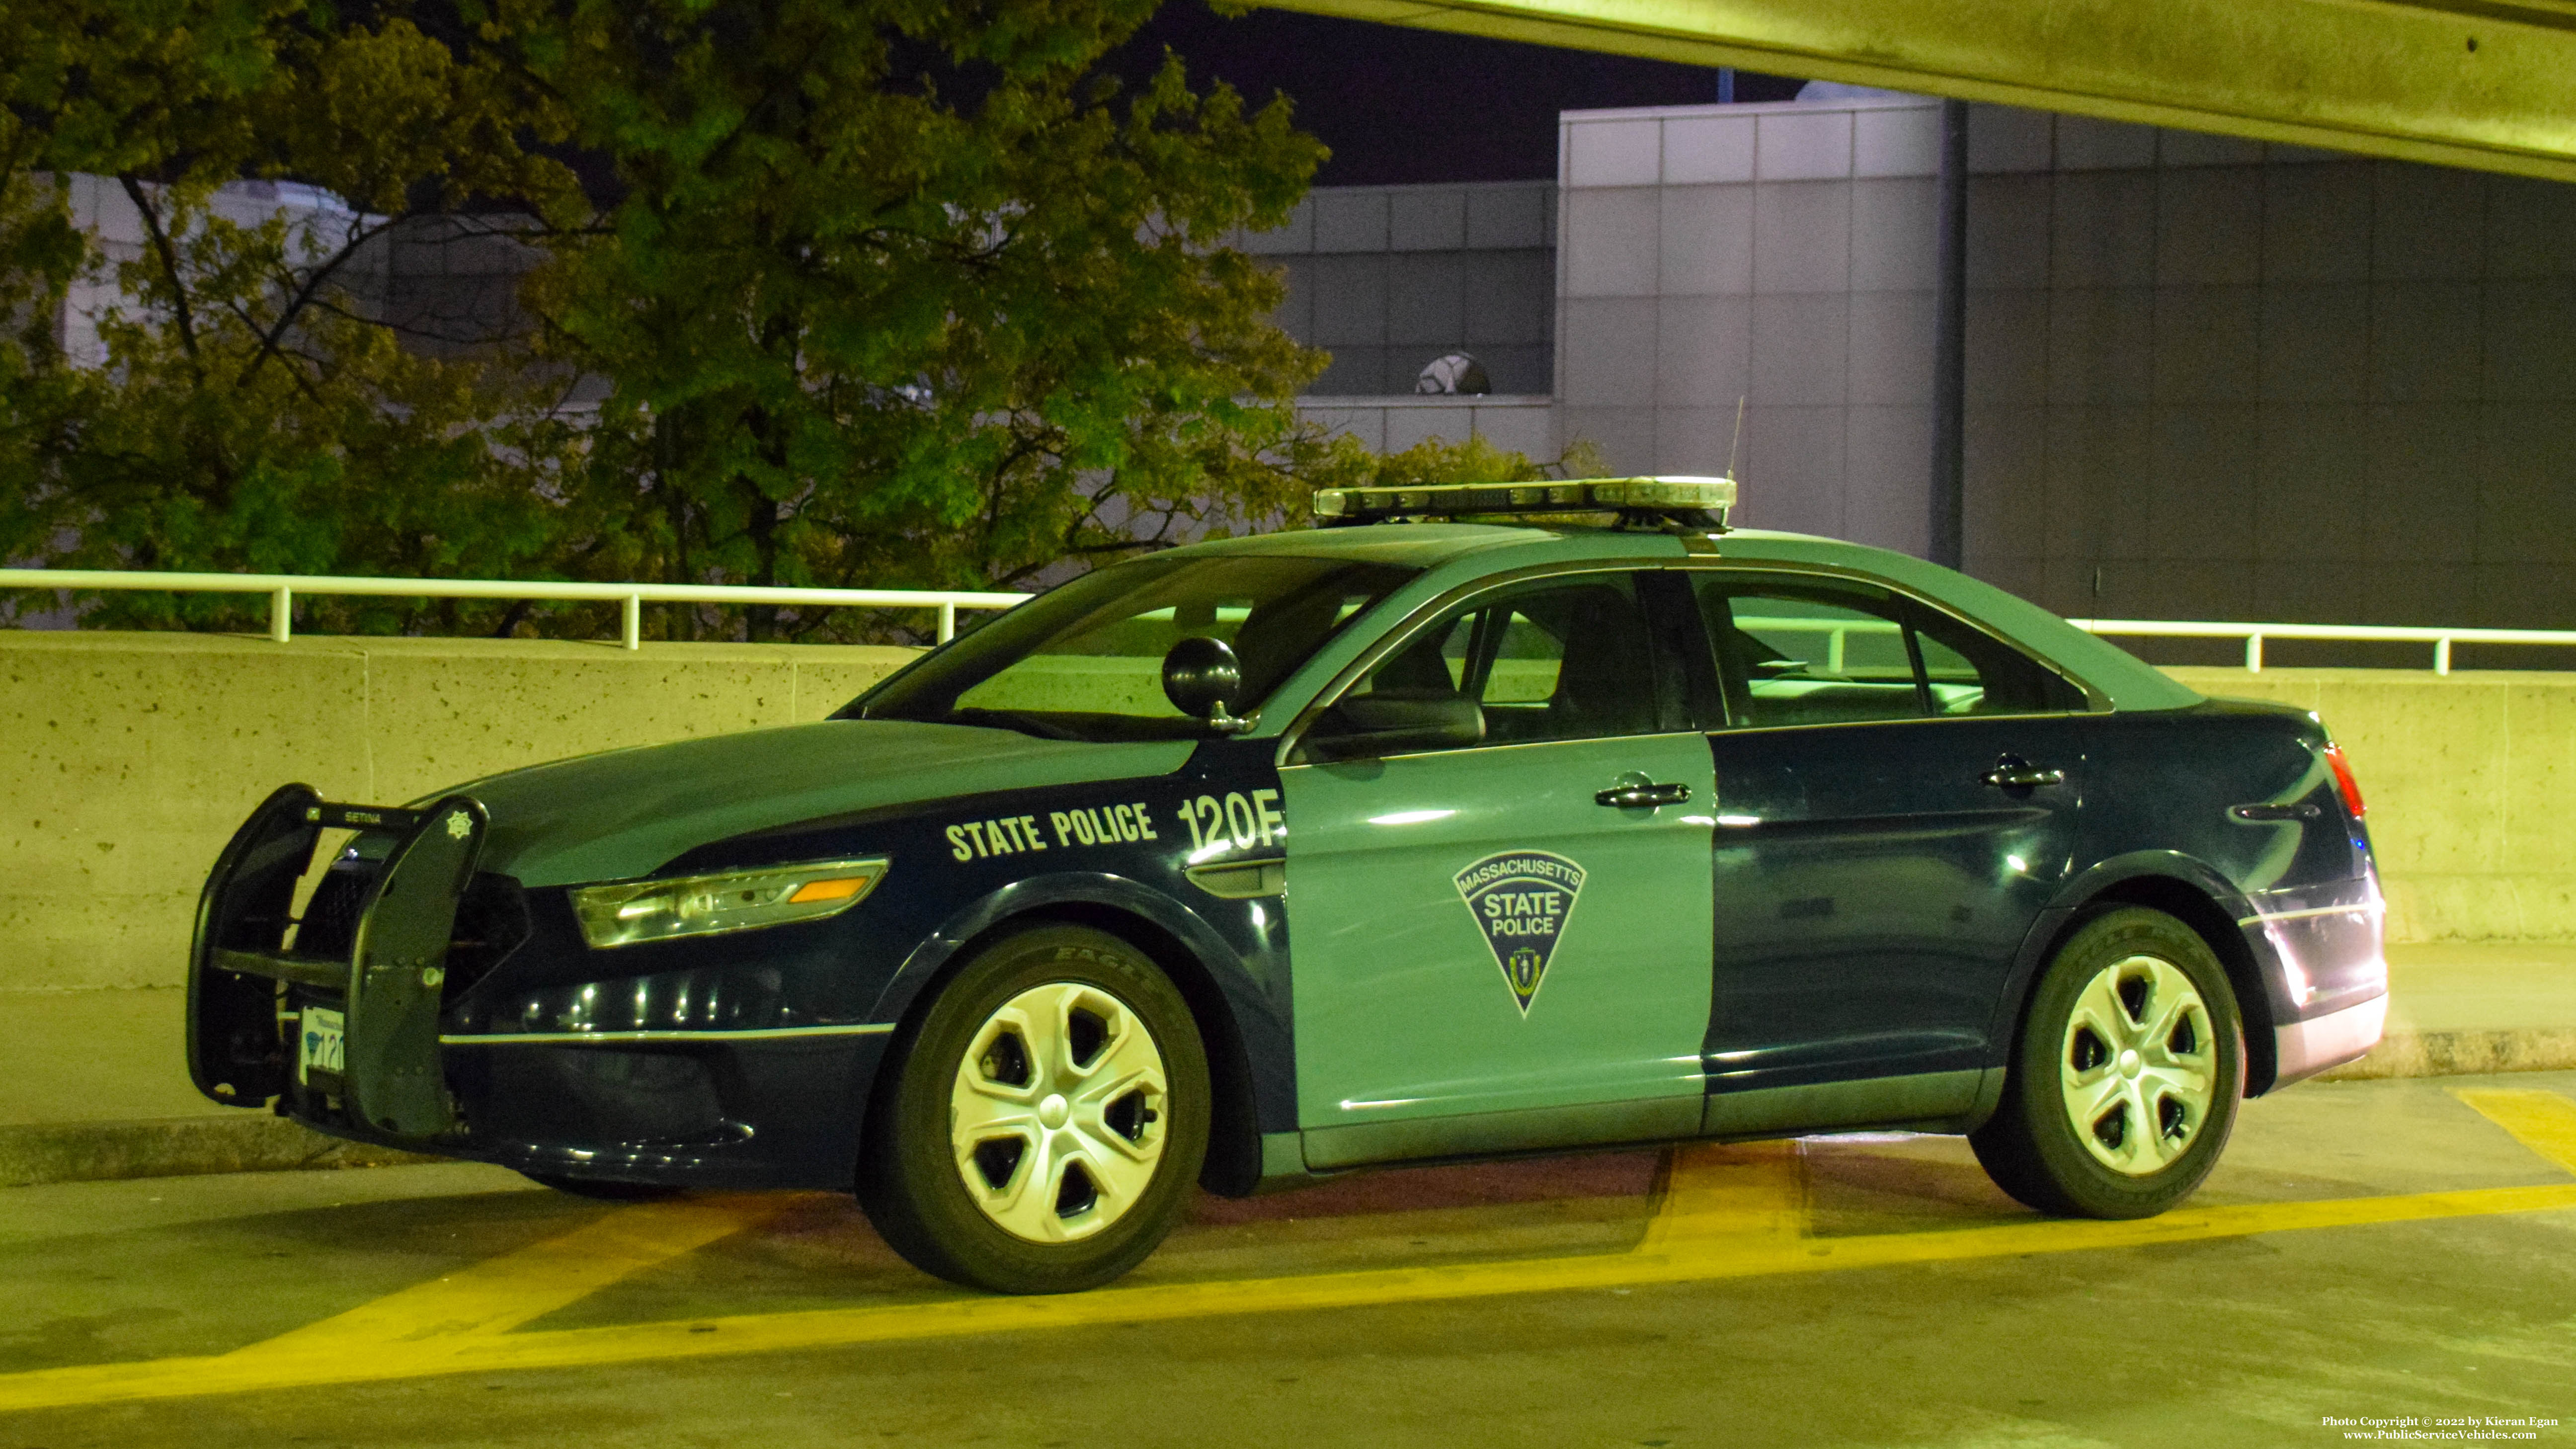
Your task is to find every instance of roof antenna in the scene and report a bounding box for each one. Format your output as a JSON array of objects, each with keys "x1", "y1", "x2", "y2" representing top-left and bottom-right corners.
[{"x1": 1725, "y1": 395, "x2": 1746, "y2": 483}]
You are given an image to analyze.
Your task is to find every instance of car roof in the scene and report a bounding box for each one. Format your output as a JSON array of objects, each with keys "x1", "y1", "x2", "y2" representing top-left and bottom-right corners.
[{"x1": 1165, "y1": 522, "x2": 2201, "y2": 713}]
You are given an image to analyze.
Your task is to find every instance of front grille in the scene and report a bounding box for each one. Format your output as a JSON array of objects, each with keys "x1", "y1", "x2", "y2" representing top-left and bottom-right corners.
[
  {"x1": 292, "y1": 861, "x2": 378, "y2": 960},
  {"x1": 287, "y1": 860, "x2": 527, "y2": 1007},
  {"x1": 443, "y1": 874, "x2": 532, "y2": 1004}
]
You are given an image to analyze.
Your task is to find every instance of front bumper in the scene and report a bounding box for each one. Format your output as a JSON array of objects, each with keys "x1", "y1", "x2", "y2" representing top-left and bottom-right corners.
[
  {"x1": 188, "y1": 786, "x2": 888, "y2": 1188},
  {"x1": 188, "y1": 784, "x2": 488, "y2": 1141}
]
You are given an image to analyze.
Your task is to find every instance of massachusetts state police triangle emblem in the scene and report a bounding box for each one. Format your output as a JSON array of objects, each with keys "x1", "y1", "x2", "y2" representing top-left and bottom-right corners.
[{"x1": 1453, "y1": 850, "x2": 1587, "y2": 1016}]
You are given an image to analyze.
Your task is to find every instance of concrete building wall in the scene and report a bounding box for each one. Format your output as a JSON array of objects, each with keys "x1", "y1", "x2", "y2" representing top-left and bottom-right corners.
[
  {"x1": 1952, "y1": 114, "x2": 2576, "y2": 631},
  {"x1": 1236, "y1": 180, "x2": 1558, "y2": 398},
  {"x1": 54, "y1": 174, "x2": 392, "y2": 370},
  {"x1": 1293, "y1": 394, "x2": 1555, "y2": 460},
  {"x1": 1553, "y1": 98, "x2": 1943, "y2": 556},
  {"x1": 50, "y1": 175, "x2": 544, "y2": 373}
]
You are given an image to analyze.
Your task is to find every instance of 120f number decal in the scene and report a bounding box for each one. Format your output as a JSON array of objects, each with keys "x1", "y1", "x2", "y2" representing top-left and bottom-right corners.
[{"x1": 1180, "y1": 790, "x2": 1285, "y2": 854}]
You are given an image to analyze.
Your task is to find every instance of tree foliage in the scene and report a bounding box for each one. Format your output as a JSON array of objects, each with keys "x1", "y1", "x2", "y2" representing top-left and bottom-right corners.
[
  {"x1": 3, "y1": 1, "x2": 1491, "y2": 643},
  {"x1": 486, "y1": 0, "x2": 1331, "y2": 638},
  {"x1": 1329, "y1": 431, "x2": 1609, "y2": 490},
  {"x1": 0, "y1": 0, "x2": 591, "y2": 631}
]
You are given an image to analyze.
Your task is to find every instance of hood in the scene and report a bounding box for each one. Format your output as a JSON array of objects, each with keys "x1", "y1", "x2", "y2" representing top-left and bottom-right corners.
[{"x1": 441, "y1": 720, "x2": 1195, "y2": 888}]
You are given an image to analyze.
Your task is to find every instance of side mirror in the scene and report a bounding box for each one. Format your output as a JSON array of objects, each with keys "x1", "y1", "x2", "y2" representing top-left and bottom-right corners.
[
  {"x1": 1306, "y1": 691, "x2": 1485, "y2": 761},
  {"x1": 1162, "y1": 636, "x2": 1253, "y2": 733}
]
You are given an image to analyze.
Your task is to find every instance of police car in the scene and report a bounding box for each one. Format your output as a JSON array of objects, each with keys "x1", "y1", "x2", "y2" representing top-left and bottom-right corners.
[{"x1": 185, "y1": 479, "x2": 2388, "y2": 1293}]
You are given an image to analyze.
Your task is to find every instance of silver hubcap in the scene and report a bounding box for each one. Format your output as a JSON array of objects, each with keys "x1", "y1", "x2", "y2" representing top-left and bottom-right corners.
[
  {"x1": 949, "y1": 981, "x2": 1169, "y2": 1243},
  {"x1": 2059, "y1": 954, "x2": 2216, "y2": 1176}
]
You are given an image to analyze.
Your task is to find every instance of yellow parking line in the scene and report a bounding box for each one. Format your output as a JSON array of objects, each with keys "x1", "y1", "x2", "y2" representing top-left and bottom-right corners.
[
  {"x1": 1636, "y1": 1140, "x2": 1806, "y2": 1252},
  {"x1": 233, "y1": 1195, "x2": 786, "y2": 1355},
  {"x1": 2453, "y1": 1088, "x2": 2576, "y2": 1175},
  {"x1": 5, "y1": 1176, "x2": 2574, "y2": 1414},
  {"x1": 9, "y1": 1089, "x2": 2576, "y2": 1415}
]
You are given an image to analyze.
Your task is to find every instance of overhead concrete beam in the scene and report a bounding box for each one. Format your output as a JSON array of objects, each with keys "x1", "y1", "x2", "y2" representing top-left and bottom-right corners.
[{"x1": 1260, "y1": 0, "x2": 2576, "y2": 181}]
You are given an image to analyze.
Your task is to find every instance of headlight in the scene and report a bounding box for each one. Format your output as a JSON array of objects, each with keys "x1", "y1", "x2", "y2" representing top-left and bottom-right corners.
[{"x1": 570, "y1": 857, "x2": 889, "y2": 950}]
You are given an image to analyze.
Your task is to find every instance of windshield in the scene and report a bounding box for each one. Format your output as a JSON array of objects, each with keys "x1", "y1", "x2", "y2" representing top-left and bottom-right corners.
[{"x1": 848, "y1": 555, "x2": 1422, "y2": 742}]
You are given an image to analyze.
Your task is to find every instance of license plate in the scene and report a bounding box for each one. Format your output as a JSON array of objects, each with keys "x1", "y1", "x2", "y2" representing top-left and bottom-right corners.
[{"x1": 299, "y1": 1006, "x2": 345, "y2": 1082}]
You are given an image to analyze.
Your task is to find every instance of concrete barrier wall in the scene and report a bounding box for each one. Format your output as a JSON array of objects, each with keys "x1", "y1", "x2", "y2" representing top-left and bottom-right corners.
[
  {"x1": 0, "y1": 634, "x2": 2564, "y2": 1131},
  {"x1": 0, "y1": 632, "x2": 917, "y2": 1129},
  {"x1": 2165, "y1": 667, "x2": 2576, "y2": 946}
]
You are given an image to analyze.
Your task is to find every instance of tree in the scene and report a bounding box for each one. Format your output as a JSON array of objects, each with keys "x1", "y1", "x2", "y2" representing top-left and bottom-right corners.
[
  {"x1": 490, "y1": 0, "x2": 1333, "y2": 639},
  {"x1": 1326, "y1": 430, "x2": 1610, "y2": 490},
  {"x1": 4, "y1": 1, "x2": 1427, "y2": 644},
  {"x1": 0, "y1": 0, "x2": 591, "y2": 633}
]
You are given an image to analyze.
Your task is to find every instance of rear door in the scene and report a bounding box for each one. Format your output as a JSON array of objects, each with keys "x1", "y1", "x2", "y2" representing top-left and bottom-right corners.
[
  {"x1": 1280, "y1": 569, "x2": 1717, "y2": 1167},
  {"x1": 1689, "y1": 572, "x2": 2092, "y2": 1125}
]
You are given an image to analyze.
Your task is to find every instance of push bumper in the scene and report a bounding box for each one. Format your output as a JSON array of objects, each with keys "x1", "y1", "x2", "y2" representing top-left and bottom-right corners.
[{"x1": 187, "y1": 783, "x2": 488, "y2": 1142}]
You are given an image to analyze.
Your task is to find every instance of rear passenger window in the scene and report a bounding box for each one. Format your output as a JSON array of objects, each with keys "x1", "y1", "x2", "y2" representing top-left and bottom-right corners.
[
  {"x1": 1718, "y1": 592, "x2": 1921, "y2": 726},
  {"x1": 1691, "y1": 575, "x2": 2084, "y2": 728},
  {"x1": 1912, "y1": 612, "x2": 2089, "y2": 716}
]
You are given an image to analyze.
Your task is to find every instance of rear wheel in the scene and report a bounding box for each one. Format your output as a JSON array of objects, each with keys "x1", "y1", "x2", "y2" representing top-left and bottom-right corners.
[
  {"x1": 859, "y1": 924, "x2": 1209, "y2": 1293},
  {"x1": 1970, "y1": 906, "x2": 2244, "y2": 1218}
]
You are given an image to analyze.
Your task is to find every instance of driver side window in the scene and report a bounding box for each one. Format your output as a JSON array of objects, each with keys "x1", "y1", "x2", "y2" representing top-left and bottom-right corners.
[{"x1": 1303, "y1": 573, "x2": 1673, "y2": 759}]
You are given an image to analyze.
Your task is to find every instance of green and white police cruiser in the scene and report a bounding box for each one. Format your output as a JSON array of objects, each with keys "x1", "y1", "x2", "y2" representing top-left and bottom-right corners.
[{"x1": 186, "y1": 477, "x2": 2388, "y2": 1292}]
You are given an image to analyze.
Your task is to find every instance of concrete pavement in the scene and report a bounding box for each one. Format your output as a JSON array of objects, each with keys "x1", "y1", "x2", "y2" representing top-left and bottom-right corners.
[{"x1": 2, "y1": 1072, "x2": 2573, "y2": 1447}]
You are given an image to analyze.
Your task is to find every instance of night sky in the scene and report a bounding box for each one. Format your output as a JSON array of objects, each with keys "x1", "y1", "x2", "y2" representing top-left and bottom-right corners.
[{"x1": 1109, "y1": 4, "x2": 1806, "y2": 186}]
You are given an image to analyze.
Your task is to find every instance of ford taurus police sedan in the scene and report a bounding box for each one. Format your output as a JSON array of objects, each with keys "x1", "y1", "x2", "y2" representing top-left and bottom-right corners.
[{"x1": 185, "y1": 478, "x2": 2388, "y2": 1293}]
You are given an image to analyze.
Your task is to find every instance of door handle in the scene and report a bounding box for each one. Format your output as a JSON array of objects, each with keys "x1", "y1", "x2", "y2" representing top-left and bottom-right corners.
[
  {"x1": 1596, "y1": 782, "x2": 1692, "y2": 808},
  {"x1": 1981, "y1": 761, "x2": 2065, "y2": 790}
]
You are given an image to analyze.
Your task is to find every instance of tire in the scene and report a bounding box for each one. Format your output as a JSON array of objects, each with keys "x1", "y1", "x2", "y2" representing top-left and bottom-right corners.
[
  {"x1": 521, "y1": 1173, "x2": 685, "y2": 1202},
  {"x1": 1970, "y1": 906, "x2": 2245, "y2": 1219},
  {"x1": 858, "y1": 924, "x2": 1210, "y2": 1293}
]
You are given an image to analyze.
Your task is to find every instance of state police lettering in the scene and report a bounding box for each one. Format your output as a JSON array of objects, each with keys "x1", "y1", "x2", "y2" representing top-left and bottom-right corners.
[
  {"x1": 1452, "y1": 851, "x2": 1586, "y2": 1016},
  {"x1": 1045, "y1": 803, "x2": 1160, "y2": 849},
  {"x1": 946, "y1": 804, "x2": 1157, "y2": 862}
]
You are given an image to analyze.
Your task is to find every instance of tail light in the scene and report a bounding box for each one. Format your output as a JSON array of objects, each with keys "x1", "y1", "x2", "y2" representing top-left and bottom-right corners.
[{"x1": 2322, "y1": 741, "x2": 2366, "y2": 820}]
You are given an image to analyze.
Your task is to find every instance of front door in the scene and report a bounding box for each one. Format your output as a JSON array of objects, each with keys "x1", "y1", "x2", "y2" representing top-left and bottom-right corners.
[
  {"x1": 1687, "y1": 573, "x2": 2092, "y2": 1127},
  {"x1": 1280, "y1": 571, "x2": 1716, "y2": 1168}
]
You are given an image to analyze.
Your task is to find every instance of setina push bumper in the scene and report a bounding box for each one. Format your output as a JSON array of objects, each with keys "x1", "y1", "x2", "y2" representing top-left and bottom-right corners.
[{"x1": 187, "y1": 783, "x2": 492, "y2": 1145}]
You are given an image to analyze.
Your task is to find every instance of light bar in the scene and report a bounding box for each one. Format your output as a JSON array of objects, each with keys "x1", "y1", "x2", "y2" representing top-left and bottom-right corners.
[{"x1": 1311, "y1": 476, "x2": 1736, "y2": 526}]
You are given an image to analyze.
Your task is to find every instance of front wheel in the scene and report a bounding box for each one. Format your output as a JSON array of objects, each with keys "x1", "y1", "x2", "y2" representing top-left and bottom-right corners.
[
  {"x1": 859, "y1": 924, "x2": 1210, "y2": 1293},
  {"x1": 1971, "y1": 907, "x2": 2244, "y2": 1218}
]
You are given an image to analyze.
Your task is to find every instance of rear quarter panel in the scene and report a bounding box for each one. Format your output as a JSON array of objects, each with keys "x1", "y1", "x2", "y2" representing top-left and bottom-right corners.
[{"x1": 2044, "y1": 699, "x2": 2381, "y2": 1088}]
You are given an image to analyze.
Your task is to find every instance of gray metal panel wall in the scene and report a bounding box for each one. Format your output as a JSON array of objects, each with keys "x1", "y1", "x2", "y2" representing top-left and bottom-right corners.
[
  {"x1": 1235, "y1": 181, "x2": 1557, "y2": 398},
  {"x1": 1556, "y1": 98, "x2": 1941, "y2": 558},
  {"x1": 1955, "y1": 110, "x2": 2576, "y2": 631}
]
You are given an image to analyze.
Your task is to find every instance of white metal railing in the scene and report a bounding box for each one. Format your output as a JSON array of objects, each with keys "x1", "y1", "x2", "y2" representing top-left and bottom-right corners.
[
  {"x1": 7, "y1": 569, "x2": 2575, "y2": 673},
  {"x1": 1738, "y1": 613, "x2": 2576, "y2": 677},
  {"x1": 0, "y1": 569, "x2": 1032, "y2": 648},
  {"x1": 1735, "y1": 616, "x2": 1898, "y2": 675},
  {"x1": 2070, "y1": 618, "x2": 2576, "y2": 675}
]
